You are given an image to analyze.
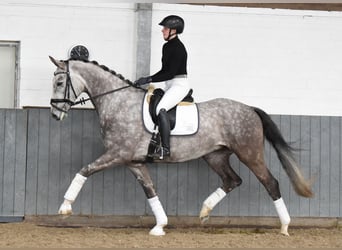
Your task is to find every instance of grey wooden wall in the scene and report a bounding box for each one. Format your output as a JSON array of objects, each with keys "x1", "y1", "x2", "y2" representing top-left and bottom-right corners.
[
  {"x1": 0, "y1": 109, "x2": 26, "y2": 219},
  {"x1": 0, "y1": 108, "x2": 341, "y2": 219}
]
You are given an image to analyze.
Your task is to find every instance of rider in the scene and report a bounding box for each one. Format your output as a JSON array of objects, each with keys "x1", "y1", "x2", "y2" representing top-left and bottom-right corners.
[{"x1": 134, "y1": 15, "x2": 190, "y2": 159}]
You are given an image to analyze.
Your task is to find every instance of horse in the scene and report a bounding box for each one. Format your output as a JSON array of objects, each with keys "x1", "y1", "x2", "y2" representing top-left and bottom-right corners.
[{"x1": 49, "y1": 56, "x2": 313, "y2": 236}]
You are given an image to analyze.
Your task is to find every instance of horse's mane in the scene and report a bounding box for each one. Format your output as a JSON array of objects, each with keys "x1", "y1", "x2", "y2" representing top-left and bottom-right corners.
[{"x1": 67, "y1": 58, "x2": 134, "y2": 86}]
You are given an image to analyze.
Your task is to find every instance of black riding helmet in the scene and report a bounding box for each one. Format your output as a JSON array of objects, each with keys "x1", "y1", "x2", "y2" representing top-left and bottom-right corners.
[{"x1": 159, "y1": 15, "x2": 184, "y2": 34}]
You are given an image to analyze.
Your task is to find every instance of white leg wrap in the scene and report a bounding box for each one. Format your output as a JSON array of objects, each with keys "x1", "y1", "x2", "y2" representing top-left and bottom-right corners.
[
  {"x1": 148, "y1": 196, "x2": 168, "y2": 225},
  {"x1": 203, "y1": 187, "x2": 226, "y2": 210},
  {"x1": 148, "y1": 196, "x2": 168, "y2": 236},
  {"x1": 274, "y1": 197, "x2": 291, "y2": 226},
  {"x1": 64, "y1": 173, "x2": 87, "y2": 202}
]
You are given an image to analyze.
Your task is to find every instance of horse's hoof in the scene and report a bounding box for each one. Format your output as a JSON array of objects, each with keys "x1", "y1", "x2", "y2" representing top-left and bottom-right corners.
[
  {"x1": 199, "y1": 204, "x2": 211, "y2": 224},
  {"x1": 58, "y1": 209, "x2": 72, "y2": 215},
  {"x1": 149, "y1": 225, "x2": 166, "y2": 236},
  {"x1": 280, "y1": 224, "x2": 290, "y2": 236},
  {"x1": 58, "y1": 203, "x2": 72, "y2": 215},
  {"x1": 200, "y1": 215, "x2": 209, "y2": 224}
]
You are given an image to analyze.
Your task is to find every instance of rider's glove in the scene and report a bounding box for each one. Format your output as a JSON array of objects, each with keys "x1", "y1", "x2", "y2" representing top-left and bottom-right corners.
[{"x1": 134, "y1": 76, "x2": 152, "y2": 86}]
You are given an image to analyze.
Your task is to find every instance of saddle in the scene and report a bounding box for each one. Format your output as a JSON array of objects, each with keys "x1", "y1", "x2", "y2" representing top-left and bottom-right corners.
[
  {"x1": 142, "y1": 85, "x2": 199, "y2": 136},
  {"x1": 148, "y1": 88, "x2": 194, "y2": 130},
  {"x1": 142, "y1": 85, "x2": 199, "y2": 162}
]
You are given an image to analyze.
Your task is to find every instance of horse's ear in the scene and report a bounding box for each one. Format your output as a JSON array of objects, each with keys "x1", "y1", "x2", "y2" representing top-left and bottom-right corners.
[{"x1": 49, "y1": 56, "x2": 66, "y2": 70}]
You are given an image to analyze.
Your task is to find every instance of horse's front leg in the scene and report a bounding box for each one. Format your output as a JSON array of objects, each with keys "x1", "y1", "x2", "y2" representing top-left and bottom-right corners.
[
  {"x1": 58, "y1": 151, "x2": 119, "y2": 215},
  {"x1": 129, "y1": 164, "x2": 168, "y2": 236}
]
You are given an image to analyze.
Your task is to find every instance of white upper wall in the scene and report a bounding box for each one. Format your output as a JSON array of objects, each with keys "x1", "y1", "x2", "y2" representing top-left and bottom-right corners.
[
  {"x1": 1, "y1": 2, "x2": 342, "y2": 116},
  {"x1": 0, "y1": 2, "x2": 136, "y2": 108},
  {"x1": 151, "y1": 4, "x2": 342, "y2": 116}
]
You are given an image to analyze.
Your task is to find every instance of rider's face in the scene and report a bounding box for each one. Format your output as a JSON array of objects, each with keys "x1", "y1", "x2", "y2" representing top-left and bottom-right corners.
[{"x1": 162, "y1": 27, "x2": 176, "y2": 40}]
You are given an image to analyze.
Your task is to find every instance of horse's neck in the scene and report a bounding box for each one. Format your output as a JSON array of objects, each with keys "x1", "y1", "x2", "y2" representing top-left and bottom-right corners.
[
  {"x1": 71, "y1": 62, "x2": 143, "y2": 125},
  {"x1": 73, "y1": 64, "x2": 120, "y2": 96}
]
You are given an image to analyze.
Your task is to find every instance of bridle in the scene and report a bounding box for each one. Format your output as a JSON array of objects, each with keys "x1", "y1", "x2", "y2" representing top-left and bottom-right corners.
[
  {"x1": 50, "y1": 62, "x2": 78, "y2": 113},
  {"x1": 50, "y1": 61, "x2": 142, "y2": 113}
]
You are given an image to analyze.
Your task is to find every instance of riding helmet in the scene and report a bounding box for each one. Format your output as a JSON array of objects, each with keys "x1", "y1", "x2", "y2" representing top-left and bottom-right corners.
[{"x1": 159, "y1": 15, "x2": 184, "y2": 34}]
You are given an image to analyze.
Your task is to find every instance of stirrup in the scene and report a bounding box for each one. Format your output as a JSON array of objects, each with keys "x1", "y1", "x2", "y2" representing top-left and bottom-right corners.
[{"x1": 149, "y1": 146, "x2": 170, "y2": 160}]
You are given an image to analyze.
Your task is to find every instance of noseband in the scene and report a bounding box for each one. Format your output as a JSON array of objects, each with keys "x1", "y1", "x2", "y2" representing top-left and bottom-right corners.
[{"x1": 50, "y1": 61, "x2": 138, "y2": 113}]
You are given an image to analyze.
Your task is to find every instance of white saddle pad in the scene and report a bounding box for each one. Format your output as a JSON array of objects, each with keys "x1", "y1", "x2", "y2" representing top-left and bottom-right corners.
[{"x1": 142, "y1": 90, "x2": 199, "y2": 135}]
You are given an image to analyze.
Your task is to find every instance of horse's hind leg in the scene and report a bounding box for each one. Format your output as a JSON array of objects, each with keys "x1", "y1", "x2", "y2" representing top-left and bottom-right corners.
[
  {"x1": 129, "y1": 163, "x2": 167, "y2": 236},
  {"x1": 236, "y1": 149, "x2": 291, "y2": 236},
  {"x1": 200, "y1": 148, "x2": 242, "y2": 223}
]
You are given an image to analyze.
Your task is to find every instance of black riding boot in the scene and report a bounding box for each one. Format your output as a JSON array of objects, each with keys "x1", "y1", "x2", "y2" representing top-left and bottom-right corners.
[{"x1": 153, "y1": 108, "x2": 170, "y2": 159}]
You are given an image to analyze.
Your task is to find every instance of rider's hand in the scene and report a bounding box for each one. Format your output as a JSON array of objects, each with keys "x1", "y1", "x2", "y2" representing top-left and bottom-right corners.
[{"x1": 134, "y1": 76, "x2": 152, "y2": 86}]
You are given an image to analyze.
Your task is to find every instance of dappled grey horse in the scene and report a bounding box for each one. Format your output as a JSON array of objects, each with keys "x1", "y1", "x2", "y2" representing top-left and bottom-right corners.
[{"x1": 49, "y1": 56, "x2": 313, "y2": 236}]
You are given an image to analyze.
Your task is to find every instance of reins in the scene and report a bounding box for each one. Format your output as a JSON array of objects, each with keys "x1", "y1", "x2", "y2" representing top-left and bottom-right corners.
[{"x1": 72, "y1": 85, "x2": 132, "y2": 106}]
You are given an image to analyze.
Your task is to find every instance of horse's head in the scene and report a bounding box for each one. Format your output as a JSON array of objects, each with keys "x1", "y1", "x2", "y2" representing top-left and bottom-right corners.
[{"x1": 49, "y1": 56, "x2": 83, "y2": 121}]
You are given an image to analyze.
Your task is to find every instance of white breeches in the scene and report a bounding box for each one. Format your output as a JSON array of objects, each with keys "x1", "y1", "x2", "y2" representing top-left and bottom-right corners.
[{"x1": 156, "y1": 77, "x2": 190, "y2": 114}]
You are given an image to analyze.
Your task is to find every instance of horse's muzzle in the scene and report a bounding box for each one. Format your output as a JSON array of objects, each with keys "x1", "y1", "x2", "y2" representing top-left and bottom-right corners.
[{"x1": 51, "y1": 109, "x2": 67, "y2": 121}]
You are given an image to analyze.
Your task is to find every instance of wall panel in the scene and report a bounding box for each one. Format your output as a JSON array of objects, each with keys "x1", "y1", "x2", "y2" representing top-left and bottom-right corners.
[
  {"x1": 0, "y1": 108, "x2": 340, "y2": 220},
  {"x1": 0, "y1": 109, "x2": 27, "y2": 219}
]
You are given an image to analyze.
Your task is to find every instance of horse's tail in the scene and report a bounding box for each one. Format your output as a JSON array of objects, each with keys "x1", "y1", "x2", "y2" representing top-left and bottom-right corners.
[{"x1": 253, "y1": 107, "x2": 313, "y2": 198}]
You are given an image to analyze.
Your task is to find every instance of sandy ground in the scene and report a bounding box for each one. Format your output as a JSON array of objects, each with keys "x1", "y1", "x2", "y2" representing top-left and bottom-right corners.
[{"x1": 0, "y1": 222, "x2": 340, "y2": 248}]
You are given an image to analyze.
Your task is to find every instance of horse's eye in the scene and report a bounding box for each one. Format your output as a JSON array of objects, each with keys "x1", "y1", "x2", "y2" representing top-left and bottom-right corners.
[{"x1": 56, "y1": 81, "x2": 63, "y2": 87}]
